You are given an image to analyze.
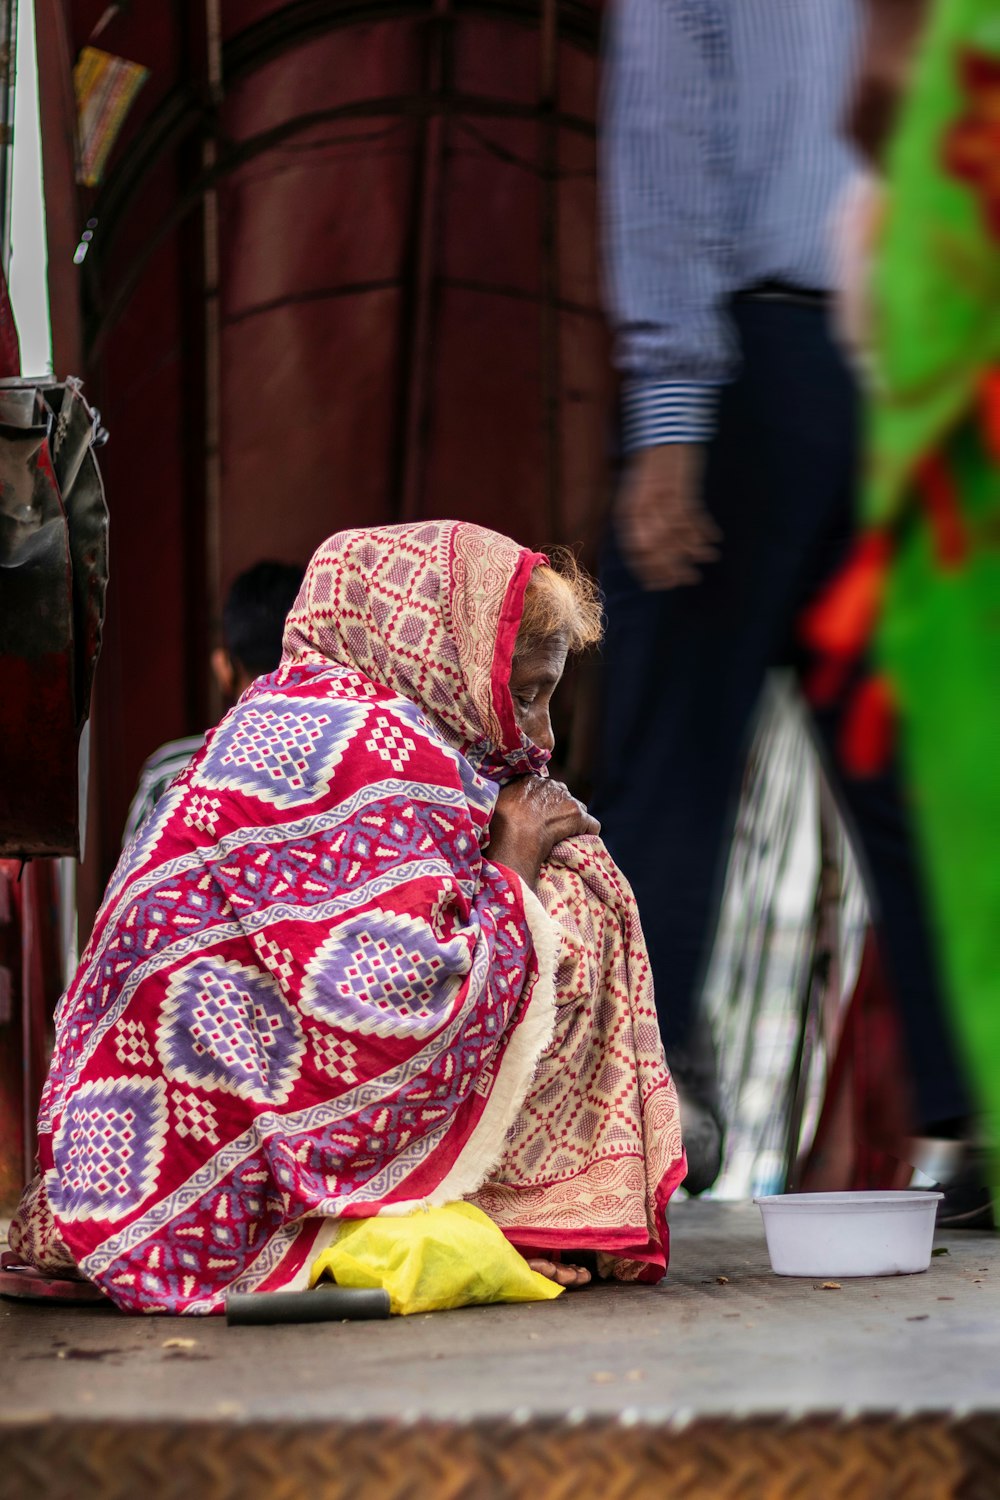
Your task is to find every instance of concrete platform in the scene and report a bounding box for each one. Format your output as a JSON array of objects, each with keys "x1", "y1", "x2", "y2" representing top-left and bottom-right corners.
[{"x1": 3, "y1": 1201, "x2": 1000, "y2": 1498}]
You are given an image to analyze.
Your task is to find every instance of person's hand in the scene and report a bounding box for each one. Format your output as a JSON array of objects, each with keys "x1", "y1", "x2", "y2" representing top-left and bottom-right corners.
[
  {"x1": 829, "y1": 171, "x2": 884, "y2": 360},
  {"x1": 486, "y1": 776, "x2": 600, "y2": 889},
  {"x1": 615, "y1": 443, "x2": 720, "y2": 590}
]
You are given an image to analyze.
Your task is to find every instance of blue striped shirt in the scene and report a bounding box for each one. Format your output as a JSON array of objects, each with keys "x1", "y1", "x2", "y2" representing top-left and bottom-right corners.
[
  {"x1": 121, "y1": 734, "x2": 206, "y2": 847},
  {"x1": 602, "y1": 0, "x2": 862, "y2": 450}
]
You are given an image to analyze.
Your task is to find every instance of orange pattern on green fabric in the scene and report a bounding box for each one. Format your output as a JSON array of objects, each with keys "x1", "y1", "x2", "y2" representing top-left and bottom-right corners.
[
  {"x1": 944, "y1": 51, "x2": 1000, "y2": 241},
  {"x1": 868, "y1": 0, "x2": 1000, "y2": 1192}
]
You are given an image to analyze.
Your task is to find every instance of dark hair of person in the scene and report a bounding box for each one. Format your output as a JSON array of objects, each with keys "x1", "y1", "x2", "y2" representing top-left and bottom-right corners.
[{"x1": 222, "y1": 560, "x2": 306, "y2": 677}]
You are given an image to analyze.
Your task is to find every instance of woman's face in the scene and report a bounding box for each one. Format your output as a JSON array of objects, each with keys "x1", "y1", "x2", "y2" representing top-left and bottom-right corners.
[{"x1": 509, "y1": 631, "x2": 568, "y2": 753}]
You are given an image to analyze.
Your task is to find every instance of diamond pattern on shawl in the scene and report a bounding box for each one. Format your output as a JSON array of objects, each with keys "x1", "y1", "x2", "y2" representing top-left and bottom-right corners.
[
  {"x1": 184, "y1": 793, "x2": 222, "y2": 837},
  {"x1": 114, "y1": 1018, "x2": 154, "y2": 1069},
  {"x1": 193, "y1": 696, "x2": 367, "y2": 808},
  {"x1": 51, "y1": 1076, "x2": 168, "y2": 1223},
  {"x1": 157, "y1": 958, "x2": 305, "y2": 1104},
  {"x1": 300, "y1": 908, "x2": 470, "y2": 1039},
  {"x1": 398, "y1": 612, "x2": 428, "y2": 648},
  {"x1": 174, "y1": 1091, "x2": 221, "y2": 1146},
  {"x1": 364, "y1": 716, "x2": 416, "y2": 773},
  {"x1": 253, "y1": 936, "x2": 295, "y2": 986},
  {"x1": 312, "y1": 1033, "x2": 360, "y2": 1086}
]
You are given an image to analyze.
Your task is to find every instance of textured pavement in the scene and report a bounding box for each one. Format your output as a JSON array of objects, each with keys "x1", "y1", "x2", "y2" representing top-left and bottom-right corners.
[{"x1": 3, "y1": 1200, "x2": 997, "y2": 1424}]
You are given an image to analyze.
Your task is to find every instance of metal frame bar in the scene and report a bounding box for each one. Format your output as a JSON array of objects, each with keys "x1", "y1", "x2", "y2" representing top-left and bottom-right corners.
[
  {"x1": 201, "y1": 0, "x2": 224, "y2": 675},
  {"x1": 538, "y1": 0, "x2": 561, "y2": 543},
  {"x1": 398, "y1": 0, "x2": 451, "y2": 522},
  {"x1": 223, "y1": 275, "x2": 603, "y2": 331},
  {"x1": 0, "y1": 0, "x2": 17, "y2": 272}
]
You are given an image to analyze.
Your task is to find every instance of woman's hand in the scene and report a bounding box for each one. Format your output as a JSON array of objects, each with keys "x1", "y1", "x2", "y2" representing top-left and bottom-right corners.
[{"x1": 485, "y1": 776, "x2": 600, "y2": 889}]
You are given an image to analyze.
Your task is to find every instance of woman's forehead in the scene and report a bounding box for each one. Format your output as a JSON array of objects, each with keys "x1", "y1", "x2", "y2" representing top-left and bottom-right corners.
[{"x1": 511, "y1": 632, "x2": 569, "y2": 680}]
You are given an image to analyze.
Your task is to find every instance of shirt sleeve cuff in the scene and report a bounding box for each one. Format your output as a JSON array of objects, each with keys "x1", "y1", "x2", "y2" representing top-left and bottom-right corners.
[{"x1": 621, "y1": 381, "x2": 720, "y2": 452}]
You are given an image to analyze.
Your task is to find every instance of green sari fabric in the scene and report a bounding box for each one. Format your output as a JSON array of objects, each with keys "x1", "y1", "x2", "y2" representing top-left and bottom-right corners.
[{"x1": 870, "y1": 0, "x2": 1000, "y2": 1179}]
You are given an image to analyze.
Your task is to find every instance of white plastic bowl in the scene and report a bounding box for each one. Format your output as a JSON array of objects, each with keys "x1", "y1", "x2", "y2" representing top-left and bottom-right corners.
[{"x1": 754, "y1": 1190, "x2": 943, "y2": 1278}]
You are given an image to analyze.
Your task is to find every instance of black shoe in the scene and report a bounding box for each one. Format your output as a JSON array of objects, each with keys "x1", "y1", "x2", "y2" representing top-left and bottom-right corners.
[
  {"x1": 933, "y1": 1154, "x2": 996, "y2": 1231},
  {"x1": 678, "y1": 1090, "x2": 724, "y2": 1197},
  {"x1": 936, "y1": 1186, "x2": 995, "y2": 1230},
  {"x1": 670, "y1": 1012, "x2": 725, "y2": 1196}
]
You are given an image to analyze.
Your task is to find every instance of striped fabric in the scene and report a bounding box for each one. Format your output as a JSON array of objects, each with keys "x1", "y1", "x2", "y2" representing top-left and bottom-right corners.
[
  {"x1": 121, "y1": 734, "x2": 206, "y2": 848},
  {"x1": 602, "y1": 0, "x2": 862, "y2": 450}
]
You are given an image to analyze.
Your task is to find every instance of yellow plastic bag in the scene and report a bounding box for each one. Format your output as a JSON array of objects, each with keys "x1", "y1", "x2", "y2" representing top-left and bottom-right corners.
[{"x1": 309, "y1": 1202, "x2": 563, "y2": 1315}]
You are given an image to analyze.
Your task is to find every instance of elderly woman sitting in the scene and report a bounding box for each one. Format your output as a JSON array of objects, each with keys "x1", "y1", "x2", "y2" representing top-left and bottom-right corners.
[{"x1": 12, "y1": 521, "x2": 684, "y2": 1313}]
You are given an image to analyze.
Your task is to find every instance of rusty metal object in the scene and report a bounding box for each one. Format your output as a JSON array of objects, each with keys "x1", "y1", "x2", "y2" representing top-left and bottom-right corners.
[
  {"x1": 46, "y1": 381, "x2": 110, "y2": 735},
  {"x1": 0, "y1": 379, "x2": 109, "y2": 857},
  {"x1": 2, "y1": 1413, "x2": 994, "y2": 1500}
]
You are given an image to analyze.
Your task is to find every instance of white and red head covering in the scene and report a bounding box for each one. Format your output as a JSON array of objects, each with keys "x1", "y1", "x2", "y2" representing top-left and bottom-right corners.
[{"x1": 283, "y1": 520, "x2": 547, "y2": 773}]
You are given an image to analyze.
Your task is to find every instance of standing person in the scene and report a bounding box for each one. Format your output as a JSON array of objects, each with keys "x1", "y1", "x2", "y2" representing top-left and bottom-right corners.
[
  {"x1": 595, "y1": 0, "x2": 970, "y2": 1192},
  {"x1": 815, "y1": 0, "x2": 1000, "y2": 1218},
  {"x1": 122, "y1": 560, "x2": 305, "y2": 843}
]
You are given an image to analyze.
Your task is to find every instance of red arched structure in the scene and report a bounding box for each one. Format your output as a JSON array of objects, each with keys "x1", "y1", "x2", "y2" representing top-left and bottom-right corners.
[{"x1": 38, "y1": 0, "x2": 612, "y2": 910}]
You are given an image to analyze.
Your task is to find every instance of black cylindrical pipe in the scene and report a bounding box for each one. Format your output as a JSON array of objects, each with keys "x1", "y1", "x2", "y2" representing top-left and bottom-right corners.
[{"x1": 225, "y1": 1286, "x2": 391, "y2": 1325}]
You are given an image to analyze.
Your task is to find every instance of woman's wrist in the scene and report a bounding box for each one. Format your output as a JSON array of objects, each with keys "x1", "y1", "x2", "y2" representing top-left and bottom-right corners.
[{"x1": 484, "y1": 829, "x2": 543, "y2": 891}]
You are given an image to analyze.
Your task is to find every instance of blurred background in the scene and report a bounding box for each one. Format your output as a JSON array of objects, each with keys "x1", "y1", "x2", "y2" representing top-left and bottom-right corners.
[
  {"x1": 6, "y1": 0, "x2": 987, "y2": 1225},
  {"x1": 19, "y1": 0, "x2": 615, "y2": 917}
]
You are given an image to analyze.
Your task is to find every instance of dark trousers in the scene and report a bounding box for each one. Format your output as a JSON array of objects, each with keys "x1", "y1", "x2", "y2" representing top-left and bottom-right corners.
[{"x1": 594, "y1": 298, "x2": 969, "y2": 1133}]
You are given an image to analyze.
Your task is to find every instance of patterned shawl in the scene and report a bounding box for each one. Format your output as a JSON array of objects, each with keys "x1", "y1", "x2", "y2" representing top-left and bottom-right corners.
[{"x1": 16, "y1": 521, "x2": 683, "y2": 1312}]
